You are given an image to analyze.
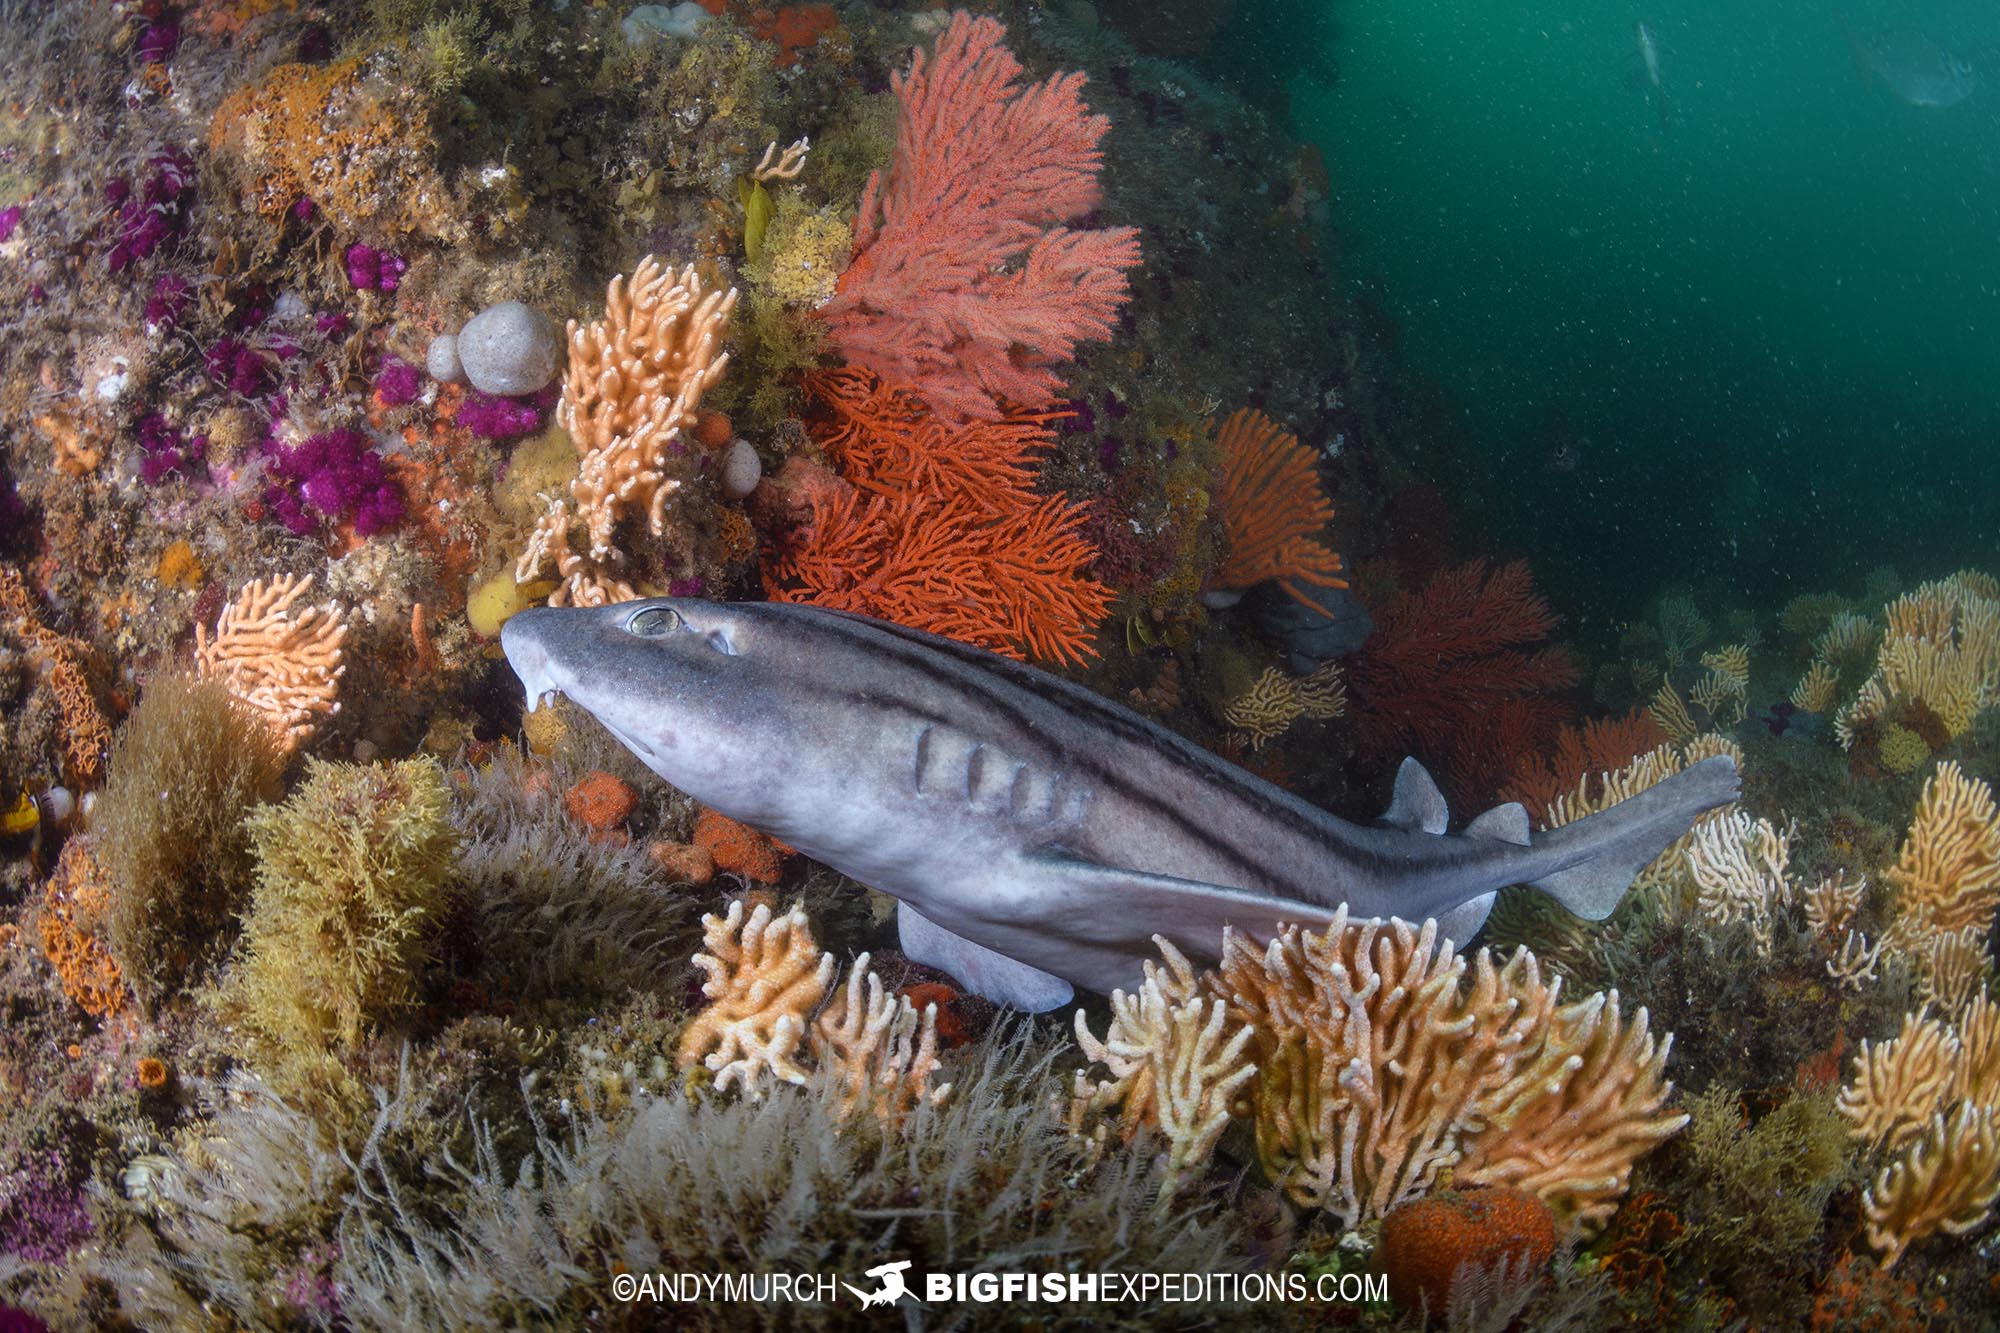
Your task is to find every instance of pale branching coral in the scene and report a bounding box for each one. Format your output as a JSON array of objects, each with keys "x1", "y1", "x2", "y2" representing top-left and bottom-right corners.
[
  {"x1": 1074, "y1": 912, "x2": 1686, "y2": 1232},
  {"x1": 1883, "y1": 761, "x2": 2000, "y2": 944},
  {"x1": 1861, "y1": 1104, "x2": 2000, "y2": 1270},
  {"x1": 1814, "y1": 611, "x2": 1878, "y2": 671},
  {"x1": 676, "y1": 899, "x2": 832, "y2": 1097},
  {"x1": 1687, "y1": 810, "x2": 1795, "y2": 958},
  {"x1": 1646, "y1": 680, "x2": 1698, "y2": 745},
  {"x1": 194, "y1": 574, "x2": 348, "y2": 751},
  {"x1": 1828, "y1": 929, "x2": 1888, "y2": 992},
  {"x1": 1790, "y1": 659, "x2": 1840, "y2": 714},
  {"x1": 816, "y1": 953, "x2": 953, "y2": 1119},
  {"x1": 1804, "y1": 870, "x2": 1866, "y2": 943},
  {"x1": 1069, "y1": 937, "x2": 1257, "y2": 1201},
  {"x1": 1839, "y1": 1008, "x2": 1958, "y2": 1153},
  {"x1": 1220, "y1": 662, "x2": 1346, "y2": 749},
  {"x1": 1916, "y1": 927, "x2": 1994, "y2": 1017},
  {"x1": 1841, "y1": 990, "x2": 2000, "y2": 1267},
  {"x1": 676, "y1": 900, "x2": 953, "y2": 1117},
  {"x1": 1836, "y1": 571, "x2": 2000, "y2": 746},
  {"x1": 1689, "y1": 643, "x2": 1750, "y2": 725},
  {"x1": 517, "y1": 257, "x2": 738, "y2": 606}
]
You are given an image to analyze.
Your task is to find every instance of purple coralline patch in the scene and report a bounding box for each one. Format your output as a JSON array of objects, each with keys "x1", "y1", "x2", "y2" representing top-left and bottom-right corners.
[
  {"x1": 373, "y1": 356, "x2": 422, "y2": 407},
  {"x1": 143, "y1": 273, "x2": 191, "y2": 332},
  {"x1": 456, "y1": 390, "x2": 541, "y2": 439},
  {"x1": 263, "y1": 426, "x2": 404, "y2": 536},
  {"x1": 134, "y1": 411, "x2": 205, "y2": 484},
  {"x1": 344, "y1": 242, "x2": 406, "y2": 292},
  {"x1": 136, "y1": 20, "x2": 180, "y2": 63},
  {"x1": 0, "y1": 205, "x2": 20, "y2": 242},
  {"x1": 0, "y1": 1149, "x2": 93, "y2": 1264},
  {"x1": 106, "y1": 149, "x2": 194, "y2": 273},
  {"x1": 280, "y1": 1242, "x2": 343, "y2": 1321},
  {"x1": 204, "y1": 337, "x2": 274, "y2": 399},
  {"x1": 669, "y1": 577, "x2": 706, "y2": 597}
]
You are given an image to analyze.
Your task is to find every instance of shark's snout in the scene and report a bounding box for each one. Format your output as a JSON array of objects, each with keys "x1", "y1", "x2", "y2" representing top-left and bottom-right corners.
[{"x1": 500, "y1": 606, "x2": 571, "y2": 713}]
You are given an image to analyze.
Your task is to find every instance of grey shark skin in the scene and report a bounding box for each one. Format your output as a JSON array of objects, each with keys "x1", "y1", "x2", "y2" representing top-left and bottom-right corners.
[{"x1": 502, "y1": 598, "x2": 1740, "y2": 1011}]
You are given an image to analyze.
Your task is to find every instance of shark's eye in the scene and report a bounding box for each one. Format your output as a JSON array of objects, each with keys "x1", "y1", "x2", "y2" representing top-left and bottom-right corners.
[{"x1": 626, "y1": 606, "x2": 681, "y2": 637}]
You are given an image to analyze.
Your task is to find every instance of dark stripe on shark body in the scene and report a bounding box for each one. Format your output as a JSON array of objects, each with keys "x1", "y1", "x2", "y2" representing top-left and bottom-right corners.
[{"x1": 742, "y1": 602, "x2": 1383, "y2": 893}]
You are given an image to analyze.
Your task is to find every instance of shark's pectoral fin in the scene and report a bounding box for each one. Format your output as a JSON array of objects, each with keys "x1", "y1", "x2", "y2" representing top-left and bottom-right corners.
[
  {"x1": 1020, "y1": 853, "x2": 1345, "y2": 987},
  {"x1": 898, "y1": 905, "x2": 1074, "y2": 1012}
]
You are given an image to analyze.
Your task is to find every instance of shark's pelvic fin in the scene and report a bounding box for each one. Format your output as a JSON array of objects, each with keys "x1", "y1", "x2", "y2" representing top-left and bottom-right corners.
[
  {"x1": 898, "y1": 905, "x2": 1074, "y2": 1011},
  {"x1": 1435, "y1": 891, "x2": 1498, "y2": 946},
  {"x1": 1382, "y1": 757, "x2": 1450, "y2": 835},
  {"x1": 1528, "y1": 754, "x2": 1741, "y2": 920}
]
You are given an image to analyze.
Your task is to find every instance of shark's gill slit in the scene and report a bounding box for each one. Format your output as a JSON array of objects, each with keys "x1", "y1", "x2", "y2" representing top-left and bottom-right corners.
[
  {"x1": 912, "y1": 723, "x2": 936, "y2": 789},
  {"x1": 1008, "y1": 763, "x2": 1032, "y2": 817},
  {"x1": 965, "y1": 743, "x2": 988, "y2": 799}
]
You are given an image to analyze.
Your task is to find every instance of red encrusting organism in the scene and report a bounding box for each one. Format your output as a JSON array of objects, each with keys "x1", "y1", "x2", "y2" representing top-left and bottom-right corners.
[
  {"x1": 1347, "y1": 559, "x2": 1580, "y2": 804},
  {"x1": 819, "y1": 11, "x2": 1142, "y2": 423}
]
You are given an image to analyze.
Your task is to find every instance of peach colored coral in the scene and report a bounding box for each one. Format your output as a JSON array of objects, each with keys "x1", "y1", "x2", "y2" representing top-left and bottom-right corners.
[{"x1": 194, "y1": 574, "x2": 348, "y2": 751}]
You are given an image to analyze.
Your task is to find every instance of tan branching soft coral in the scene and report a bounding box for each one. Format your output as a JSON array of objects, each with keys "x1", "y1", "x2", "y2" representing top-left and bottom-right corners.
[
  {"x1": 1836, "y1": 571, "x2": 2000, "y2": 746},
  {"x1": 676, "y1": 899, "x2": 832, "y2": 1097},
  {"x1": 517, "y1": 257, "x2": 738, "y2": 607},
  {"x1": 675, "y1": 900, "x2": 953, "y2": 1117},
  {"x1": 193, "y1": 574, "x2": 349, "y2": 751},
  {"x1": 1219, "y1": 662, "x2": 1346, "y2": 749},
  {"x1": 1689, "y1": 643, "x2": 1751, "y2": 725},
  {"x1": 1072, "y1": 913, "x2": 1687, "y2": 1232},
  {"x1": 1839, "y1": 1009, "x2": 1959, "y2": 1152},
  {"x1": 815, "y1": 953, "x2": 953, "y2": 1119},
  {"x1": 1861, "y1": 1105, "x2": 2000, "y2": 1270},
  {"x1": 1069, "y1": 938, "x2": 1257, "y2": 1201},
  {"x1": 1882, "y1": 761, "x2": 2000, "y2": 944},
  {"x1": 1790, "y1": 659, "x2": 1840, "y2": 714},
  {"x1": 1840, "y1": 990, "x2": 2000, "y2": 1267}
]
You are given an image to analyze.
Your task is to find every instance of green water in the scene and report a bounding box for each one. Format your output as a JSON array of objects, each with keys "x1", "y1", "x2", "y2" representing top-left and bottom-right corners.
[{"x1": 1280, "y1": 0, "x2": 2000, "y2": 623}]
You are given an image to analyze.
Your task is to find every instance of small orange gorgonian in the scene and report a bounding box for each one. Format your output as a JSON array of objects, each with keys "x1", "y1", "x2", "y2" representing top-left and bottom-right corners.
[{"x1": 1208, "y1": 407, "x2": 1345, "y2": 609}]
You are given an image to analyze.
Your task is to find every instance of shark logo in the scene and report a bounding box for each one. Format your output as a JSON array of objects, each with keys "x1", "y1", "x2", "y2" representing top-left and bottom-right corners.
[{"x1": 843, "y1": 1260, "x2": 914, "y2": 1309}]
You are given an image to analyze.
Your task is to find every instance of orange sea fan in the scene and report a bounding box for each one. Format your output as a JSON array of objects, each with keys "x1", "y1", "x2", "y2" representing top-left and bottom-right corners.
[
  {"x1": 807, "y1": 367, "x2": 1049, "y2": 510},
  {"x1": 1209, "y1": 408, "x2": 1345, "y2": 609},
  {"x1": 768, "y1": 482, "x2": 1112, "y2": 666}
]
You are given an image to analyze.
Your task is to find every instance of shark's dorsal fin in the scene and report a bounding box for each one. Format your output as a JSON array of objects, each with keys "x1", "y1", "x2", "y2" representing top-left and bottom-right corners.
[
  {"x1": 1464, "y1": 802, "x2": 1532, "y2": 845},
  {"x1": 898, "y1": 905, "x2": 1074, "y2": 1011},
  {"x1": 1382, "y1": 757, "x2": 1450, "y2": 835}
]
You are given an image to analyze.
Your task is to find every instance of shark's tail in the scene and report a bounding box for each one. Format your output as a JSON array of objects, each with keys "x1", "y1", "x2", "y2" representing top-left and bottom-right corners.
[{"x1": 1525, "y1": 755, "x2": 1740, "y2": 920}]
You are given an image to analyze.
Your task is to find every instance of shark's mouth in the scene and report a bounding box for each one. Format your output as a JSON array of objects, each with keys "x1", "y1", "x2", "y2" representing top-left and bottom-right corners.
[{"x1": 506, "y1": 643, "x2": 566, "y2": 716}]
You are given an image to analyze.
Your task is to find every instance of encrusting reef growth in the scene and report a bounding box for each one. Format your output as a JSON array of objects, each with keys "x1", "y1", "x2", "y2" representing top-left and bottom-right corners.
[{"x1": 1, "y1": 0, "x2": 1999, "y2": 1328}]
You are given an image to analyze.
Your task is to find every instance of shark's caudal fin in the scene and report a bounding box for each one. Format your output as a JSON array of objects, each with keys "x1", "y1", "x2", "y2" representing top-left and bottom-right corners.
[{"x1": 1527, "y1": 755, "x2": 1740, "y2": 920}]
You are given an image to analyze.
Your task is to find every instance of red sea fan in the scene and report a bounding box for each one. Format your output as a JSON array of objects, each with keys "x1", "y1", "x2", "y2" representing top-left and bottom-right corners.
[
  {"x1": 1348, "y1": 559, "x2": 1581, "y2": 804},
  {"x1": 820, "y1": 11, "x2": 1142, "y2": 423},
  {"x1": 1500, "y1": 709, "x2": 1670, "y2": 824}
]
